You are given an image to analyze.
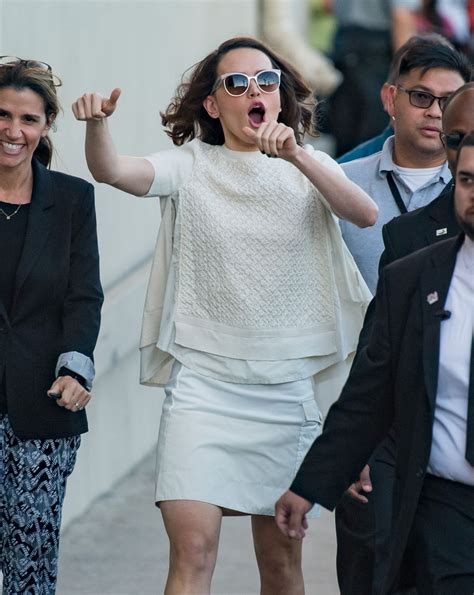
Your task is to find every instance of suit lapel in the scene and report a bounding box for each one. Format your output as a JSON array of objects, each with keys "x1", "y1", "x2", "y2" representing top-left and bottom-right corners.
[
  {"x1": 421, "y1": 234, "x2": 464, "y2": 413},
  {"x1": 12, "y1": 159, "x2": 55, "y2": 309}
]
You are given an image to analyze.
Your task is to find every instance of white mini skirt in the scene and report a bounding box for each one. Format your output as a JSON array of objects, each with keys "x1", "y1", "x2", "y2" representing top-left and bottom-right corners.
[{"x1": 155, "y1": 361, "x2": 323, "y2": 516}]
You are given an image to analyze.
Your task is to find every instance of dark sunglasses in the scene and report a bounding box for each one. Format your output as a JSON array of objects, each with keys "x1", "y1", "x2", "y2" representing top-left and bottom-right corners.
[
  {"x1": 397, "y1": 86, "x2": 449, "y2": 111},
  {"x1": 212, "y1": 69, "x2": 281, "y2": 96},
  {"x1": 0, "y1": 56, "x2": 61, "y2": 86},
  {"x1": 440, "y1": 132, "x2": 465, "y2": 150}
]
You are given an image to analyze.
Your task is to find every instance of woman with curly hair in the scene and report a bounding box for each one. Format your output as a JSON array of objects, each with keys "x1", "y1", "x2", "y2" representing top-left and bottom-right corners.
[{"x1": 73, "y1": 37, "x2": 376, "y2": 594}]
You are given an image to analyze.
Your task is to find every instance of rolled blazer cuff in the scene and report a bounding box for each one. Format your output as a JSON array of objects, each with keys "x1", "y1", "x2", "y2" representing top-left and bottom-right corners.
[{"x1": 55, "y1": 352, "x2": 95, "y2": 391}]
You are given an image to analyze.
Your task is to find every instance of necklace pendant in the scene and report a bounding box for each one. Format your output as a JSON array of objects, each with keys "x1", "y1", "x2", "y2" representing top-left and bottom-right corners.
[{"x1": 6, "y1": 215, "x2": 10, "y2": 220}]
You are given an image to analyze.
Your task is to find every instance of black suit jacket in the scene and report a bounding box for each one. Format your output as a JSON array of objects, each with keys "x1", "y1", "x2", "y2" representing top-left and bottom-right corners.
[
  {"x1": 352, "y1": 184, "x2": 460, "y2": 464},
  {"x1": 354, "y1": 183, "x2": 459, "y2": 370},
  {"x1": 0, "y1": 159, "x2": 103, "y2": 439},
  {"x1": 379, "y1": 183, "x2": 458, "y2": 269},
  {"x1": 290, "y1": 234, "x2": 464, "y2": 594}
]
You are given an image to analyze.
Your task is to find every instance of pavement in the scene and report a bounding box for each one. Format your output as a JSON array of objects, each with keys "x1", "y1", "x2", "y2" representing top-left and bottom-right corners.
[{"x1": 57, "y1": 450, "x2": 340, "y2": 595}]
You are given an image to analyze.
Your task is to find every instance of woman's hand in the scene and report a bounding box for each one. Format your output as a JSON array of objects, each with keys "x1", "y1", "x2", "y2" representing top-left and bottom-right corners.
[
  {"x1": 72, "y1": 88, "x2": 121, "y2": 121},
  {"x1": 243, "y1": 121, "x2": 302, "y2": 162},
  {"x1": 71, "y1": 88, "x2": 153, "y2": 195},
  {"x1": 48, "y1": 376, "x2": 91, "y2": 412}
]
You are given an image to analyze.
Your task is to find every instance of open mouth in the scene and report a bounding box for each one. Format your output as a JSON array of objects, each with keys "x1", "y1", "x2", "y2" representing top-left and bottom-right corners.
[{"x1": 248, "y1": 103, "x2": 265, "y2": 128}]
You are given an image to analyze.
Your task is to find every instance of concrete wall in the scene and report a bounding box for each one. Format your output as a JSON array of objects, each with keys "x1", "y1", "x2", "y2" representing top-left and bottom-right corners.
[{"x1": 1, "y1": 0, "x2": 258, "y2": 526}]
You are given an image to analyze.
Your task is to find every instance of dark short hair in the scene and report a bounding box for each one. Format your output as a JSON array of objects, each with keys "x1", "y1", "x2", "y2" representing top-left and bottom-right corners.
[
  {"x1": 387, "y1": 33, "x2": 454, "y2": 85},
  {"x1": 0, "y1": 60, "x2": 61, "y2": 167},
  {"x1": 161, "y1": 37, "x2": 315, "y2": 146},
  {"x1": 397, "y1": 42, "x2": 472, "y2": 83}
]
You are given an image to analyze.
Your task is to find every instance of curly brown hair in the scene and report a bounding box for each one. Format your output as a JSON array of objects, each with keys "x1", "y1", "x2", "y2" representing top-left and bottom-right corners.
[
  {"x1": 161, "y1": 37, "x2": 315, "y2": 147},
  {"x1": 0, "y1": 60, "x2": 61, "y2": 167}
]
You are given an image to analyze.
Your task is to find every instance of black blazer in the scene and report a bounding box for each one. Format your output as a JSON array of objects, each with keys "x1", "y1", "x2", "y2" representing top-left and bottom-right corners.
[
  {"x1": 0, "y1": 159, "x2": 103, "y2": 440},
  {"x1": 290, "y1": 234, "x2": 464, "y2": 594},
  {"x1": 354, "y1": 183, "x2": 459, "y2": 370},
  {"x1": 379, "y1": 183, "x2": 459, "y2": 269}
]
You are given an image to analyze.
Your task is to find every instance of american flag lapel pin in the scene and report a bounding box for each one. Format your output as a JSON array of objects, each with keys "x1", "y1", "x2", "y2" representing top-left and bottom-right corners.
[
  {"x1": 436, "y1": 228, "x2": 447, "y2": 237},
  {"x1": 426, "y1": 291, "x2": 439, "y2": 305}
]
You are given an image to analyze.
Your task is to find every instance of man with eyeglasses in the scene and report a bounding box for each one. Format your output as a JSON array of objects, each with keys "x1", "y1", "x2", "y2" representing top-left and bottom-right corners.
[
  {"x1": 379, "y1": 82, "x2": 474, "y2": 269},
  {"x1": 337, "y1": 33, "x2": 456, "y2": 165},
  {"x1": 339, "y1": 42, "x2": 471, "y2": 295}
]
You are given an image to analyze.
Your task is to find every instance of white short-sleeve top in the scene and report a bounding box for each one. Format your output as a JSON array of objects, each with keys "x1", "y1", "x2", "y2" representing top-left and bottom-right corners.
[{"x1": 140, "y1": 139, "x2": 371, "y2": 385}]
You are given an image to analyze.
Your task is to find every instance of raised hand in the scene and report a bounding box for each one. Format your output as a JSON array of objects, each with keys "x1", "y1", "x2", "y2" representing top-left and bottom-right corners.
[
  {"x1": 243, "y1": 121, "x2": 301, "y2": 161},
  {"x1": 72, "y1": 88, "x2": 122, "y2": 121}
]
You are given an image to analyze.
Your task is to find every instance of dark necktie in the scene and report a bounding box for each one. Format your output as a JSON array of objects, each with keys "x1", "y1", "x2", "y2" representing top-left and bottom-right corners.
[{"x1": 466, "y1": 335, "x2": 474, "y2": 466}]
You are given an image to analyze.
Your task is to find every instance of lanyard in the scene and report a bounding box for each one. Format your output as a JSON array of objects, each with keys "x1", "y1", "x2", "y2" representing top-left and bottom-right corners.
[{"x1": 386, "y1": 171, "x2": 408, "y2": 215}]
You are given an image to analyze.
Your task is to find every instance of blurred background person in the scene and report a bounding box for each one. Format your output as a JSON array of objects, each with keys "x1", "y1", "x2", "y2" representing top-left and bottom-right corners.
[
  {"x1": 415, "y1": 0, "x2": 456, "y2": 39},
  {"x1": 437, "y1": 0, "x2": 471, "y2": 50},
  {"x1": 324, "y1": 0, "x2": 421, "y2": 156},
  {"x1": 262, "y1": 0, "x2": 342, "y2": 97}
]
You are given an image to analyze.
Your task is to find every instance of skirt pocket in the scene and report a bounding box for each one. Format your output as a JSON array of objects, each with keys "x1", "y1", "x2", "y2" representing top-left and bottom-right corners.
[{"x1": 294, "y1": 398, "x2": 323, "y2": 473}]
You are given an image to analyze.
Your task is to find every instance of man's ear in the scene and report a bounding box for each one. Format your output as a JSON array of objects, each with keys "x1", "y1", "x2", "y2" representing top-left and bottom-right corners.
[
  {"x1": 380, "y1": 82, "x2": 392, "y2": 113},
  {"x1": 203, "y1": 95, "x2": 220, "y2": 119},
  {"x1": 386, "y1": 84, "x2": 397, "y2": 120}
]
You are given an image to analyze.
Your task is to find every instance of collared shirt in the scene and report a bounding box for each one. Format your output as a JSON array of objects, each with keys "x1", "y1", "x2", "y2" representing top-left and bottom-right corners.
[
  {"x1": 337, "y1": 125, "x2": 393, "y2": 165},
  {"x1": 340, "y1": 136, "x2": 452, "y2": 292},
  {"x1": 428, "y1": 236, "x2": 474, "y2": 485}
]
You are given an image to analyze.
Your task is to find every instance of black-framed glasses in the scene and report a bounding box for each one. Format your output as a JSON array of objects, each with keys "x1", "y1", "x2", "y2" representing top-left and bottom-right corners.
[
  {"x1": 0, "y1": 56, "x2": 61, "y2": 86},
  {"x1": 212, "y1": 69, "x2": 281, "y2": 96},
  {"x1": 440, "y1": 131, "x2": 465, "y2": 150},
  {"x1": 397, "y1": 86, "x2": 449, "y2": 111}
]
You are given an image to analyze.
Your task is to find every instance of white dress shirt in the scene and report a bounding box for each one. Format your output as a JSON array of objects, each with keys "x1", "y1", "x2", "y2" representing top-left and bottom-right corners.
[{"x1": 428, "y1": 235, "x2": 474, "y2": 485}]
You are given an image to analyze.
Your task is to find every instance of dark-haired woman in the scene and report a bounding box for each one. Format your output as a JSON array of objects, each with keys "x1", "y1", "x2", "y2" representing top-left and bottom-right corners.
[
  {"x1": 73, "y1": 37, "x2": 376, "y2": 594},
  {"x1": 0, "y1": 58, "x2": 102, "y2": 593}
]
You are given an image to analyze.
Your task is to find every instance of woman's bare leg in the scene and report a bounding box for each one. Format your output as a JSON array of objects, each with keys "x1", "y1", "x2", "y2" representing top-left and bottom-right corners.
[
  {"x1": 252, "y1": 514, "x2": 304, "y2": 595},
  {"x1": 160, "y1": 500, "x2": 223, "y2": 595}
]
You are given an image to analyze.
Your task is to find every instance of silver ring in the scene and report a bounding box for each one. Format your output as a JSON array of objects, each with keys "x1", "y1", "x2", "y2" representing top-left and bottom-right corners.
[{"x1": 74, "y1": 402, "x2": 80, "y2": 409}]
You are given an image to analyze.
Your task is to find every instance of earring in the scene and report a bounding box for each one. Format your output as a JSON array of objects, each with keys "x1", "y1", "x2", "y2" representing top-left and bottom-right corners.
[{"x1": 391, "y1": 116, "x2": 395, "y2": 121}]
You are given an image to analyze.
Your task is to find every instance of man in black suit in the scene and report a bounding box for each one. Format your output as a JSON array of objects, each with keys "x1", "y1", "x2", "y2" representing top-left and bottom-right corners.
[
  {"x1": 332, "y1": 82, "x2": 474, "y2": 595},
  {"x1": 275, "y1": 132, "x2": 474, "y2": 593}
]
